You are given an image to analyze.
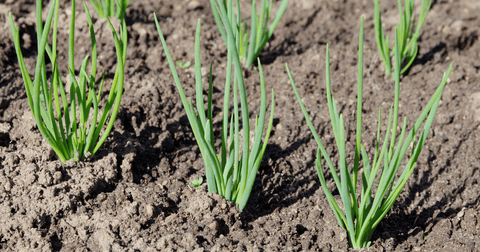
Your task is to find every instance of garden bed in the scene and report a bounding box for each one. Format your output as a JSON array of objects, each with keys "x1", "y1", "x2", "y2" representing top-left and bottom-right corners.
[{"x1": 0, "y1": 0, "x2": 479, "y2": 251}]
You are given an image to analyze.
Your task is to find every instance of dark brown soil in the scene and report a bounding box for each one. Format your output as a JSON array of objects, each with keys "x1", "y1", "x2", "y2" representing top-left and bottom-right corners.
[{"x1": 1, "y1": 0, "x2": 480, "y2": 251}]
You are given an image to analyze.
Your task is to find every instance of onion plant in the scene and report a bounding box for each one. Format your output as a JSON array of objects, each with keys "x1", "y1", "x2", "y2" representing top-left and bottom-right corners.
[
  {"x1": 155, "y1": 12, "x2": 274, "y2": 209},
  {"x1": 9, "y1": 0, "x2": 127, "y2": 162},
  {"x1": 89, "y1": 0, "x2": 130, "y2": 19},
  {"x1": 288, "y1": 17, "x2": 452, "y2": 248},
  {"x1": 375, "y1": 0, "x2": 432, "y2": 76},
  {"x1": 210, "y1": 0, "x2": 290, "y2": 67}
]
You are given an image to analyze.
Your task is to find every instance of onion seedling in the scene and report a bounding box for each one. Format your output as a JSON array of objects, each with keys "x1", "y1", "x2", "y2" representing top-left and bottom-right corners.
[
  {"x1": 9, "y1": 0, "x2": 127, "y2": 162},
  {"x1": 210, "y1": 0, "x2": 290, "y2": 67},
  {"x1": 155, "y1": 12, "x2": 274, "y2": 210},
  {"x1": 288, "y1": 17, "x2": 452, "y2": 248},
  {"x1": 90, "y1": 0, "x2": 130, "y2": 19},
  {"x1": 375, "y1": 0, "x2": 432, "y2": 76}
]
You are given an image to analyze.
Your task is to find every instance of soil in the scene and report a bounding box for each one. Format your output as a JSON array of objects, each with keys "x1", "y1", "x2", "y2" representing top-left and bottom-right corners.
[{"x1": 1, "y1": 0, "x2": 480, "y2": 251}]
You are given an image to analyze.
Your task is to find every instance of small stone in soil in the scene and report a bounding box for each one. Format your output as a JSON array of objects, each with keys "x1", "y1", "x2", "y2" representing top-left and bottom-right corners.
[{"x1": 208, "y1": 220, "x2": 220, "y2": 231}]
